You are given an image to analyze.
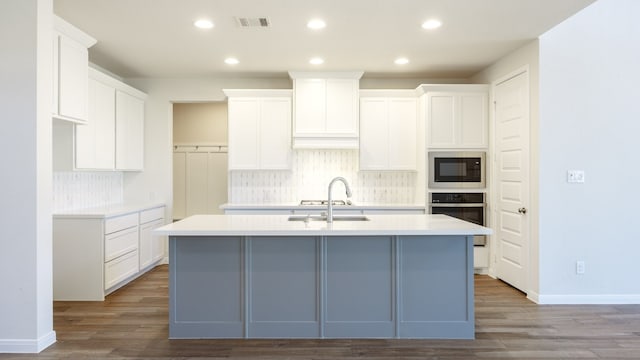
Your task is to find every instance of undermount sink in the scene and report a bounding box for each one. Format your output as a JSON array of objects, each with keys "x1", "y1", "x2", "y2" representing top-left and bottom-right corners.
[{"x1": 288, "y1": 215, "x2": 370, "y2": 222}]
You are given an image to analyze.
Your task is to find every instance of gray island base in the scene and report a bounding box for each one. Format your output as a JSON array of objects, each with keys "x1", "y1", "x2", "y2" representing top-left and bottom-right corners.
[{"x1": 156, "y1": 214, "x2": 491, "y2": 339}]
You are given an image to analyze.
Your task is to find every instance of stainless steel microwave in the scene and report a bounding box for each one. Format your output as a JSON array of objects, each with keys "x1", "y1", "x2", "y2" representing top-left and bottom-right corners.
[{"x1": 428, "y1": 151, "x2": 486, "y2": 189}]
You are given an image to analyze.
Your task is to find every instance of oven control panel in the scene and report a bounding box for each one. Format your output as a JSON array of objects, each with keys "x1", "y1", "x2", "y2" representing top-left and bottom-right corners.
[{"x1": 430, "y1": 192, "x2": 484, "y2": 204}]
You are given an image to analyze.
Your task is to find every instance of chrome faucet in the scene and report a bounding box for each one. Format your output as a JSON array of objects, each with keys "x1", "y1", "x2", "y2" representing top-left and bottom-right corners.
[{"x1": 327, "y1": 177, "x2": 352, "y2": 223}]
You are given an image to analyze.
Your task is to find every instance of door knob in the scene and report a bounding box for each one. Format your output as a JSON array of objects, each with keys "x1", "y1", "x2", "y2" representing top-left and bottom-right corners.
[{"x1": 518, "y1": 207, "x2": 527, "y2": 214}]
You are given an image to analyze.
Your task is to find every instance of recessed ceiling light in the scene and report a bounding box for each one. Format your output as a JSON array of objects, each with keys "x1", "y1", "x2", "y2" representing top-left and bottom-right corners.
[
  {"x1": 309, "y1": 57, "x2": 324, "y2": 65},
  {"x1": 194, "y1": 19, "x2": 214, "y2": 29},
  {"x1": 421, "y1": 19, "x2": 442, "y2": 30},
  {"x1": 395, "y1": 57, "x2": 409, "y2": 65},
  {"x1": 307, "y1": 19, "x2": 326, "y2": 30},
  {"x1": 225, "y1": 57, "x2": 239, "y2": 65}
]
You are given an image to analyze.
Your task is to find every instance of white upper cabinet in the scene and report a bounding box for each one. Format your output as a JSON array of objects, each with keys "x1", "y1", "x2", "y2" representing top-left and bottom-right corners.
[
  {"x1": 360, "y1": 90, "x2": 418, "y2": 171},
  {"x1": 59, "y1": 67, "x2": 146, "y2": 171},
  {"x1": 115, "y1": 90, "x2": 145, "y2": 170},
  {"x1": 225, "y1": 89, "x2": 292, "y2": 170},
  {"x1": 289, "y1": 72, "x2": 363, "y2": 149},
  {"x1": 420, "y1": 85, "x2": 489, "y2": 149},
  {"x1": 52, "y1": 16, "x2": 96, "y2": 123},
  {"x1": 76, "y1": 76, "x2": 116, "y2": 169}
]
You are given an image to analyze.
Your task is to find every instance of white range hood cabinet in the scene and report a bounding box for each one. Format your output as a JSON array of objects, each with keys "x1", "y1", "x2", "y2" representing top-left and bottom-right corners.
[{"x1": 289, "y1": 71, "x2": 363, "y2": 149}]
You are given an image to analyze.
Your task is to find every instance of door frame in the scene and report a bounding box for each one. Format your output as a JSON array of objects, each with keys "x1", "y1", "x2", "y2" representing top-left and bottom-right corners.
[{"x1": 488, "y1": 65, "x2": 531, "y2": 295}]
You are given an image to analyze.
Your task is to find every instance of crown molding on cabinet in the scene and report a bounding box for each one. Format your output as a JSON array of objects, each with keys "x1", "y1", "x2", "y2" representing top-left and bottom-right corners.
[{"x1": 54, "y1": 15, "x2": 97, "y2": 48}]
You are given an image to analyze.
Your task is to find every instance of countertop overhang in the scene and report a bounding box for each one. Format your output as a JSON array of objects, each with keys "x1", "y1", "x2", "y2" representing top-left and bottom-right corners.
[
  {"x1": 220, "y1": 203, "x2": 426, "y2": 211},
  {"x1": 154, "y1": 214, "x2": 492, "y2": 237}
]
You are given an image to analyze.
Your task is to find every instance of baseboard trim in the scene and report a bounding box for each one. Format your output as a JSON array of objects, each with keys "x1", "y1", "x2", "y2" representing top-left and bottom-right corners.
[
  {"x1": 536, "y1": 294, "x2": 640, "y2": 304},
  {"x1": 0, "y1": 330, "x2": 56, "y2": 353},
  {"x1": 526, "y1": 290, "x2": 540, "y2": 304}
]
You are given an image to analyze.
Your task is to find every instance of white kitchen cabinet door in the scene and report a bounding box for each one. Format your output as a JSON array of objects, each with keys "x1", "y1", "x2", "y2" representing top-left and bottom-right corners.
[
  {"x1": 52, "y1": 16, "x2": 96, "y2": 123},
  {"x1": 76, "y1": 78, "x2": 116, "y2": 169},
  {"x1": 293, "y1": 79, "x2": 326, "y2": 135},
  {"x1": 326, "y1": 79, "x2": 358, "y2": 136},
  {"x1": 360, "y1": 93, "x2": 417, "y2": 171},
  {"x1": 459, "y1": 93, "x2": 488, "y2": 148},
  {"x1": 290, "y1": 72, "x2": 362, "y2": 149},
  {"x1": 388, "y1": 98, "x2": 417, "y2": 170},
  {"x1": 139, "y1": 218, "x2": 165, "y2": 270},
  {"x1": 427, "y1": 91, "x2": 488, "y2": 149},
  {"x1": 359, "y1": 98, "x2": 389, "y2": 170},
  {"x1": 115, "y1": 90, "x2": 145, "y2": 170},
  {"x1": 228, "y1": 98, "x2": 260, "y2": 169},
  {"x1": 54, "y1": 34, "x2": 89, "y2": 123},
  {"x1": 226, "y1": 90, "x2": 291, "y2": 170},
  {"x1": 427, "y1": 94, "x2": 457, "y2": 148},
  {"x1": 259, "y1": 98, "x2": 291, "y2": 169}
]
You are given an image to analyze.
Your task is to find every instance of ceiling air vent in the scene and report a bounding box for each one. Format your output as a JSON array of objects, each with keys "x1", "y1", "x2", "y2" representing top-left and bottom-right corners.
[{"x1": 235, "y1": 17, "x2": 270, "y2": 28}]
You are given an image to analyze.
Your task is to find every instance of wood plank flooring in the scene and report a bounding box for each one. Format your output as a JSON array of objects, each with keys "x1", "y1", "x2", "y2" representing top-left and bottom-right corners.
[{"x1": 2, "y1": 265, "x2": 640, "y2": 359}]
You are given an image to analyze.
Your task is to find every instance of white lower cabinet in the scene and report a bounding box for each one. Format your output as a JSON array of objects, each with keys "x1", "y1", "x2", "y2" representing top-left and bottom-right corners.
[
  {"x1": 139, "y1": 207, "x2": 166, "y2": 270},
  {"x1": 53, "y1": 204, "x2": 166, "y2": 301},
  {"x1": 104, "y1": 250, "x2": 139, "y2": 290},
  {"x1": 104, "y1": 224, "x2": 138, "y2": 262}
]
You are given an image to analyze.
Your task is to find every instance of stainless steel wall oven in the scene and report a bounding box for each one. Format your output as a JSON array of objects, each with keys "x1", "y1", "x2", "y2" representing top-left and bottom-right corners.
[{"x1": 429, "y1": 192, "x2": 486, "y2": 246}]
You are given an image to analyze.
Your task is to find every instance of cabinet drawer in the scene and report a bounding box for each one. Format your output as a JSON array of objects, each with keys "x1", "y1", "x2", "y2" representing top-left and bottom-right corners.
[
  {"x1": 105, "y1": 226, "x2": 138, "y2": 262},
  {"x1": 104, "y1": 250, "x2": 139, "y2": 290},
  {"x1": 140, "y1": 206, "x2": 165, "y2": 224},
  {"x1": 105, "y1": 212, "x2": 138, "y2": 234}
]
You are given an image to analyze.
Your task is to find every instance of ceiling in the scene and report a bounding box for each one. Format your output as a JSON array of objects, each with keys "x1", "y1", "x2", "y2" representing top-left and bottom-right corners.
[{"x1": 53, "y1": 0, "x2": 596, "y2": 79}]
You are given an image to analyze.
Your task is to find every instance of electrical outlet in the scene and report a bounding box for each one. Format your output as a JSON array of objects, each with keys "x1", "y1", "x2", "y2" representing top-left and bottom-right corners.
[
  {"x1": 576, "y1": 261, "x2": 585, "y2": 274},
  {"x1": 567, "y1": 170, "x2": 585, "y2": 183}
]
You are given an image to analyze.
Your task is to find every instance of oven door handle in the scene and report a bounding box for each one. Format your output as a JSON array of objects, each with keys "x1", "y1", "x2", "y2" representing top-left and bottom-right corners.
[{"x1": 430, "y1": 203, "x2": 486, "y2": 208}]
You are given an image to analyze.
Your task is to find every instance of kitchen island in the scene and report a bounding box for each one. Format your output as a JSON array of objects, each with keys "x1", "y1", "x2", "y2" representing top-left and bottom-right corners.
[{"x1": 154, "y1": 214, "x2": 491, "y2": 339}]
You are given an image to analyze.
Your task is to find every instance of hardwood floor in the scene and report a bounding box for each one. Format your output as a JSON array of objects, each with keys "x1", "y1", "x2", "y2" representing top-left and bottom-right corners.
[{"x1": 2, "y1": 265, "x2": 639, "y2": 359}]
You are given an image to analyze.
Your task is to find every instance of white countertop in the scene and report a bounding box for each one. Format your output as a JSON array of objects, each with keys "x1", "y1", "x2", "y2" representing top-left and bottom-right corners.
[
  {"x1": 154, "y1": 214, "x2": 492, "y2": 237},
  {"x1": 220, "y1": 203, "x2": 426, "y2": 211},
  {"x1": 53, "y1": 203, "x2": 165, "y2": 219}
]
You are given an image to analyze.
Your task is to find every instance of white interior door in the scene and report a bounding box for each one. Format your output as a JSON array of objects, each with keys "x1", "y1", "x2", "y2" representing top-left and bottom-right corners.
[{"x1": 494, "y1": 70, "x2": 530, "y2": 293}]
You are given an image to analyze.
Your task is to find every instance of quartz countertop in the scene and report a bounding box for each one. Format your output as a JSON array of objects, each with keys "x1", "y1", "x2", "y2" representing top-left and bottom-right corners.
[
  {"x1": 53, "y1": 203, "x2": 165, "y2": 219},
  {"x1": 220, "y1": 203, "x2": 426, "y2": 211},
  {"x1": 154, "y1": 214, "x2": 492, "y2": 237}
]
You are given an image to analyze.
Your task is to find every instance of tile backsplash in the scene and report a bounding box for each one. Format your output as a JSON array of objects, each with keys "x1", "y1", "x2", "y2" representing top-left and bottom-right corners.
[
  {"x1": 229, "y1": 150, "x2": 417, "y2": 204},
  {"x1": 53, "y1": 172, "x2": 123, "y2": 212}
]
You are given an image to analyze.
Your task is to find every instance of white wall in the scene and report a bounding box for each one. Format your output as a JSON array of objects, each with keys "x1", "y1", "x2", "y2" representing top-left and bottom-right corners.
[
  {"x1": 537, "y1": 0, "x2": 640, "y2": 303},
  {"x1": 0, "y1": 0, "x2": 56, "y2": 353},
  {"x1": 471, "y1": 41, "x2": 541, "y2": 297}
]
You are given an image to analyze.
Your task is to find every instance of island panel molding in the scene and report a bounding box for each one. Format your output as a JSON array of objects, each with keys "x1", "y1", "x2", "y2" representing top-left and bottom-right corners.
[{"x1": 158, "y1": 214, "x2": 489, "y2": 339}]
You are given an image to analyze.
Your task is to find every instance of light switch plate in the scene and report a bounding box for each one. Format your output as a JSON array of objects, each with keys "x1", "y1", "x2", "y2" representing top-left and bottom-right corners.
[{"x1": 567, "y1": 170, "x2": 585, "y2": 183}]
